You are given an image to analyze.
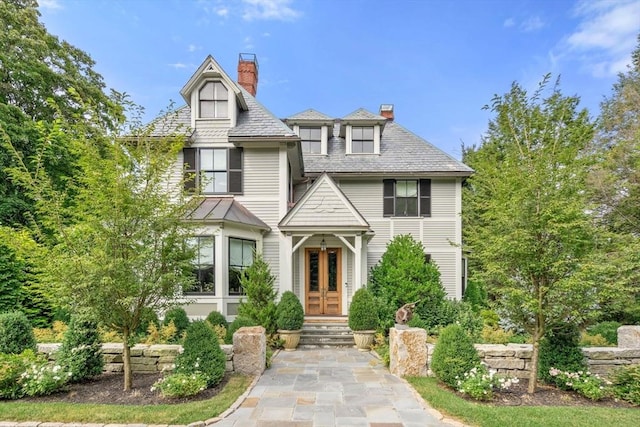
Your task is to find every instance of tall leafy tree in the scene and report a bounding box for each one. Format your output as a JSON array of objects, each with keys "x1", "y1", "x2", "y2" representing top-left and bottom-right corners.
[
  {"x1": 5, "y1": 106, "x2": 197, "y2": 390},
  {"x1": 0, "y1": 0, "x2": 121, "y2": 226},
  {"x1": 463, "y1": 75, "x2": 601, "y2": 393},
  {"x1": 588, "y1": 34, "x2": 640, "y2": 323}
]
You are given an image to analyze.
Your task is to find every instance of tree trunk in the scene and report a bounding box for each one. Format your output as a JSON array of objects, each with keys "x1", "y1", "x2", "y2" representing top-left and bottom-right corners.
[
  {"x1": 123, "y1": 329, "x2": 132, "y2": 391},
  {"x1": 528, "y1": 336, "x2": 539, "y2": 393}
]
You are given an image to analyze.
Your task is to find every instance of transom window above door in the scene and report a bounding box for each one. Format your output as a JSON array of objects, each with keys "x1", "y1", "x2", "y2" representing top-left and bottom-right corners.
[{"x1": 199, "y1": 81, "x2": 228, "y2": 118}]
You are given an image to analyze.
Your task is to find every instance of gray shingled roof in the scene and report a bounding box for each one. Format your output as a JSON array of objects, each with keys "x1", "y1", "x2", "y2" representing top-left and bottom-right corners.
[
  {"x1": 187, "y1": 198, "x2": 270, "y2": 230},
  {"x1": 228, "y1": 86, "x2": 299, "y2": 139},
  {"x1": 148, "y1": 106, "x2": 191, "y2": 137},
  {"x1": 342, "y1": 108, "x2": 387, "y2": 121},
  {"x1": 286, "y1": 109, "x2": 334, "y2": 121},
  {"x1": 303, "y1": 120, "x2": 473, "y2": 176}
]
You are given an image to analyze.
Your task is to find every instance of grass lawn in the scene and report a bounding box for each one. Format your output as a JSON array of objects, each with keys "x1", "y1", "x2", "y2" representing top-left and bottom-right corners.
[
  {"x1": 0, "y1": 374, "x2": 251, "y2": 425},
  {"x1": 407, "y1": 377, "x2": 640, "y2": 427}
]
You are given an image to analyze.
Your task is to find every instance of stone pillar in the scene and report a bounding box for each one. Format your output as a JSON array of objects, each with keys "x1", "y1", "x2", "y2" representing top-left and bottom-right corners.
[
  {"x1": 618, "y1": 325, "x2": 640, "y2": 348},
  {"x1": 389, "y1": 327, "x2": 428, "y2": 377},
  {"x1": 233, "y1": 326, "x2": 266, "y2": 376}
]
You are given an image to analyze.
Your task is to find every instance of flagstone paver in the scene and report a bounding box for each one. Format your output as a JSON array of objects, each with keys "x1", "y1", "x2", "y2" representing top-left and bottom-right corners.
[{"x1": 213, "y1": 348, "x2": 461, "y2": 426}]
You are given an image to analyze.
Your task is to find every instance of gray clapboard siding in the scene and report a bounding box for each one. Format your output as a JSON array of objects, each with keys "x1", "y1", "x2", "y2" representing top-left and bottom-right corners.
[
  {"x1": 243, "y1": 147, "x2": 280, "y2": 198},
  {"x1": 423, "y1": 221, "x2": 457, "y2": 248},
  {"x1": 432, "y1": 179, "x2": 457, "y2": 217},
  {"x1": 430, "y1": 252, "x2": 457, "y2": 297},
  {"x1": 262, "y1": 236, "x2": 280, "y2": 288},
  {"x1": 338, "y1": 180, "x2": 383, "y2": 217},
  {"x1": 391, "y1": 219, "x2": 422, "y2": 239}
]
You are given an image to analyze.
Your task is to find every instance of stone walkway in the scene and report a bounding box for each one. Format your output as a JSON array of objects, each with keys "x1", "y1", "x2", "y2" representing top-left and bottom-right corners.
[{"x1": 214, "y1": 348, "x2": 461, "y2": 427}]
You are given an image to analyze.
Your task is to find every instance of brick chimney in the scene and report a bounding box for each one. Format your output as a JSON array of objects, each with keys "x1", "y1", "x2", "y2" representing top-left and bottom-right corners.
[
  {"x1": 379, "y1": 104, "x2": 394, "y2": 121},
  {"x1": 237, "y1": 53, "x2": 259, "y2": 97}
]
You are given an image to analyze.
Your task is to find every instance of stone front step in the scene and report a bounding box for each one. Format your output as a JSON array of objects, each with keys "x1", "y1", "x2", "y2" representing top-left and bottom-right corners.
[{"x1": 299, "y1": 319, "x2": 355, "y2": 348}]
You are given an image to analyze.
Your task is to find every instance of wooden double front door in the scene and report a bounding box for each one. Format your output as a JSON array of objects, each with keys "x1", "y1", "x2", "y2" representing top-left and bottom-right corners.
[{"x1": 305, "y1": 248, "x2": 342, "y2": 315}]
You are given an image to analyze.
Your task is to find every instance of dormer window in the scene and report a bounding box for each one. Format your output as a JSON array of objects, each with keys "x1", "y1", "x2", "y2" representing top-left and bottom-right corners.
[
  {"x1": 300, "y1": 127, "x2": 322, "y2": 154},
  {"x1": 199, "y1": 81, "x2": 228, "y2": 118},
  {"x1": 351, "y1": 126, "x2": 374, "y2": 153}
]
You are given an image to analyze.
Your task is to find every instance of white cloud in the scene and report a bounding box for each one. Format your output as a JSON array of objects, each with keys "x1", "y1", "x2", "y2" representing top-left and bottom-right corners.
[
  {"x1": 262, "y1": 32, "x2": 271, "y2": 37},
  {"x1": 187, "y1": 44, "x2": 200, "y2": 52},
  {"x1": 242, "y1": 0, "x2": 301, "y2": 22},
  {"x1": 216, "y1": 6, "x2": 229, "y2": 17},
  {"x1": 168, "y1": 62, "x2": 187, "y2": 69},
  {"x1": 520, "y1": 16, "x2": 545, "y2": 32},
  {"x1": 39, "y1": 0, "x2": 62, "y2": 9},
  {"x1": 562, "y1": 0, "x2": 640, "y2": 77},
  {"x1": 503, "y1": 17, "x2": 515, "y2": 28},
  {"x1": 244, "y1": 36, "x2": 254, "y2": 49}
]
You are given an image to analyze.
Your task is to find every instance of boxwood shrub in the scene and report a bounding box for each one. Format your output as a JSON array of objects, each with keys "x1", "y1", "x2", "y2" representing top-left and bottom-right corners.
[
  {"x1": 431, "y1": 323, "x2": 481, "y2": 388},
  {"x1": 175, "y1": 320, "x2": 226, "y2": 387},
  {"x1": 0, "y1": 311, "x2": 36, "y2": 354}
]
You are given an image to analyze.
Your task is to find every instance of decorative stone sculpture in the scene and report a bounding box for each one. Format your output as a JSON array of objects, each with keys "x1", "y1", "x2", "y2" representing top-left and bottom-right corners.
[{"x1": 395, "y1": 302, "x2": 418, "y2": 325}]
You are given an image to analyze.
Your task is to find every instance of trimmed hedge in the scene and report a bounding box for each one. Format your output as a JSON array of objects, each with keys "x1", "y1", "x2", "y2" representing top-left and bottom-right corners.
[
  {"x1": 0, "y1": 311, "x2": 36, "y2": 354},
  {"x1": 276, "y1": 291, "x2": 304, "y2": 331},
  {"x1": 431, "y1": 323, "x2": 481, "y2": 388},
  {"x1": 175, "y1": 320, "x2": 226, "y2": 387}
]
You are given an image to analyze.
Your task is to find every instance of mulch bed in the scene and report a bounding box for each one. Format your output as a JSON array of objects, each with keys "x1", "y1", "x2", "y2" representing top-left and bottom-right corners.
[
  {"x1": 452, "y1": 379, "x2": 637, "y2": 408},
  {"x1": 23, "y1": 372, "x2": 231, "y2": 405}
]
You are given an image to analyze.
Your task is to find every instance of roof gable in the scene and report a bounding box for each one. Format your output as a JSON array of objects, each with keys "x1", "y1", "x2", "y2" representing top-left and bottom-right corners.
[
  {"x1": 279, "y1": 173, "x2": 369, "y2": 230},
  {"x1": 342, "y1": 108, "x2": 386, "y2": 122},
  {"x1": 286, "y1": 109, "x2": 334, "y2": 122},
  {"x1": 179, "y1": 56, "x2": 248, "y2": 110}
]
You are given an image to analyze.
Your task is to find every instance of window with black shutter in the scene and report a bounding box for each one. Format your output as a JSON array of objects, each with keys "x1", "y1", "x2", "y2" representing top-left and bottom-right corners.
[
  {"x1": 383, "y1": 179, "x2": 431, "y2": 217},
  {"x1": 182, "y1": 147, "x2": 243, "y2": 194}
]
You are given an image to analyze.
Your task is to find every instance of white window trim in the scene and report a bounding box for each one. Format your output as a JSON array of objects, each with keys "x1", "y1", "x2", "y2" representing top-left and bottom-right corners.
[
  {"x1": 294, "y1": 124, "x2": 328, "y2": 155},
  {"x1": 346, "y1": 124, "x2": 380, "y2": 155}
]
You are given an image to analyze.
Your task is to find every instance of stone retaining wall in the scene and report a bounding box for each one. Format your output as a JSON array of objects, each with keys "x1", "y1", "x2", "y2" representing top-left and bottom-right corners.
[
  {"x1": 423, "y1": 343, "x2": 640, "y2": 378},
  {"x1": 393, "y1": 326, "x2": 640, "y2": 379},
  {"x1": 38, "y1": 343, "x2": 235, "y2": 373}
]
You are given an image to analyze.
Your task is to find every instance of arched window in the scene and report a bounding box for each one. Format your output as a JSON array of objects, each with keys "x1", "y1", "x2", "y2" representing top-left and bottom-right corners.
[{"x1": 199, "y1": 81, "x2": 228, "y2": 118}]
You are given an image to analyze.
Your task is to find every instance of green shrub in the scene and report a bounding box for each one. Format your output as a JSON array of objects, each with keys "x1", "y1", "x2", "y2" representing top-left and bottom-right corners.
[
  {"x1": 237, "y1": 254, "x2": 278, "y2": 335},
  {"x1": 579, "y1": 332, "x2": 610, "y2": 347},
  {"x1": 206, "y1": 310, "x2": 228, "y2": 328},
  {"x1": 611, "y1": 365, "x2": 640, "y2": 405},
  {"x1": 175, "y1": 321, "x2": 226, "y2": 387},
  {"x1": 276, "y1": 291, "x2": 304, "y2": 331},
  {"x1": 225, "y1": 316, "x2": 257, "y2": 344},
  {"x1": 480, "y1": 309, "x2": 500, "y2": 328},
  {"x1": 462, "y1": 278, "x2": 487, "y2": 312},
  {"x1": 20, "y1": 357, "x2": 71, "y2": 397},
  {"x1": 538, "y1": 323, "x2": 586, "y2": 386},
  {"x1": 152, "y1": 372, "x2": 208, "y2": 398},
  {"x1": 431, "y1": 324, "x2": 481, "y2": 388},
  {"x1": 163, "y1": 307, "x2": 190, "y2": 338},
  {"x1": 0, "y1": 311, "x2": 37, "y2": 354},
  {"x1": 0, "y1": 350, "x2": 39, "y2": 399},
  {"x1": 587, "y1": 321, "x2": 621, "y2": 345},
  {"x1": 57, "y1": 315, "x2": 103, "y2": 382},
  {"x1": 0, "y1": 244, "x2": 24, "y2": 314},
  {"x1": 369, "y1": 235, "x2": 446, "y2": 330},
  {"x1": 548, "y1": 368, "x2": 609, "y2": 400},
  {"x1": 481, "y1": 326, "x2": 514, "y2": 344},
  {"x1": 450, "y1": 300, "x2": 483, "y2": 340},
  {"x1": 348, "y1": 287, "x2": 379, "y2": 331},
  {"x1": 136, "y1": 307, "x2": 160, "y2": 336},
  {"x1": 407, "y1": 313, "x2": 429, "y2": 331}
]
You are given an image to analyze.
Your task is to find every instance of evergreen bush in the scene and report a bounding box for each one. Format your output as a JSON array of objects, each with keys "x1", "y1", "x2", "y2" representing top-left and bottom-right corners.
[
  {"x1": 57, "y1": 315, "x2": 103, "y2": 382},
  {"x1": 538, "y1": 323, "x2": 586, "y2": 386},
  {"x1": 0, "y1": 244, "x2": 24, "y2": 313},
  {"x1": 587, "y1": 321, "x2": 621, "y2": 345},
  {"x1": 276, "y1": 291, "x2": 304, "y2": 331},
  {"x1": 206, "y1": 310, "x2": 228, "y2": 328},
  {"x1": 348, "y1": 287, "x2": 379, "y2": 331},
  {"x1": 0, "y1": 350, "x2": 39, "y2": 399},
  {"x1": 0, "y1": 311, "x2": 36, "y2": 354},
  {"x1": 462, "y1": 278, "x2": 487, "y2": 311},
  {"x1": 237, "y1": 254, "x2": 278, "y2": 335},
  {"x1": 431, "y1": 323, "x2": 481, "y2": 388},
  {"x1": 175, "y1": 320, "x2": 226, "y2": 387},
  {"x1": 369, "y1": 235, "x2": 446, "y2": 330},
  {"x1": 225, "y1": 316, "x2": 257, "y2": 344},
  {"x1": 163, "y1": 307, "x2": 190, "y2": 338}
]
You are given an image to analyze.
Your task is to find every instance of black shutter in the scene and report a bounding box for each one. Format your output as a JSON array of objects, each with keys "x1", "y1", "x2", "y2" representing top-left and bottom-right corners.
[
  {"x1": 419, "y1": 179, "x2": 431, "y2": 217},
  {"x1": 228, "y1": 147, "x2": 243, "y2": 194},
  {"x1": 183, "y1": 148, "x2": 196, "y2": 192},
  {"x1": 383, "y1": 179, "x2": 395, "y2": 217}
]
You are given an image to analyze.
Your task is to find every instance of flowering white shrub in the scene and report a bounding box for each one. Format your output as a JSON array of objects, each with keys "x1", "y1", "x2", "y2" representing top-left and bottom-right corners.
[
  {"x1": 20, "y1": 360, "x2": 72, "y2": 396},
  {"x1": 152, "y1": 372, "x2": 207, "y2": 398},
  {"x1": 455, "y1": 365, "x2": 519, "y2": 400},
  {"x1": 548, "y1": 367, "x2": 611, "y2": 400}
]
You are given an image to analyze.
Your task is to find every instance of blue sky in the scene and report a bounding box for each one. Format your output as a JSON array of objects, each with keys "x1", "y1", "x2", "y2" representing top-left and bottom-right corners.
[{"x1": 38, "y1": 0, "x2": 640, "y2": 159}]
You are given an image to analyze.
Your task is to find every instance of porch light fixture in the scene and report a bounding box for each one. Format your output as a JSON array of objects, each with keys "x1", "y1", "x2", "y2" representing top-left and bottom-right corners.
[{"x1": 320, "y1": 236, "x2": 326, "y2": 251}]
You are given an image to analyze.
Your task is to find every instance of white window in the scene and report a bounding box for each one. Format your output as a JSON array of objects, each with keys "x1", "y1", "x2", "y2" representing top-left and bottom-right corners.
[
  {"x1": 199, "y1": 81, "x2": 228, "y2": 118},
  {"x1": 300, "y1": 127, "x2": 322, "y2": 154},
  {"x1": 351, "y1": 126, "x2": 374, "y2": 153}
]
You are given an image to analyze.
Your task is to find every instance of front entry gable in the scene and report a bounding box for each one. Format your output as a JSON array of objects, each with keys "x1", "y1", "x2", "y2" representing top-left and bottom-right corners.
[{"x1": 279, "y1": 173, "x2": 369, "y2": 231}]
